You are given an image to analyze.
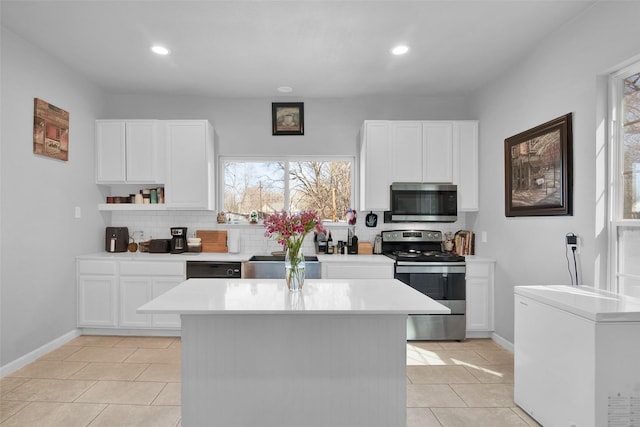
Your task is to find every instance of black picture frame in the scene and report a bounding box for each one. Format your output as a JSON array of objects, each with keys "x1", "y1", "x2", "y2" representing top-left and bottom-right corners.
[
  {"x1": 272, "y1": 102, "x2": 304, "y2": 135},
  {"x1": 504, "y1": 113, "x2": 573, "y2": 217}
]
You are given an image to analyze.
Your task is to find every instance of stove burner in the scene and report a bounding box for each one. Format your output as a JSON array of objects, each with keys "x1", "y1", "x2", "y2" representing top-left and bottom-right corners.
[
  {"x1": 382, "y1": 230, "x2": 466, "y2": 263},
  {"x1": 393, "y1": 250, "x2": 422, "y2": 257},
  {"x1": 422, "y1": 251, "x2": 442, "y2": 256}
]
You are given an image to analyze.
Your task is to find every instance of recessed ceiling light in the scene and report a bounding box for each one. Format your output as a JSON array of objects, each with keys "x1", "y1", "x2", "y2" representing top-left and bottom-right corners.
[
  {"x1": 277, "y1": 86, "x2": 293, "y2": 93},
  {"x1": 391, "y1": 45, "x2": 409, "y2": 55},
  {"x1": 151, "y1": 45, "x2": 170, "y2": 55}
]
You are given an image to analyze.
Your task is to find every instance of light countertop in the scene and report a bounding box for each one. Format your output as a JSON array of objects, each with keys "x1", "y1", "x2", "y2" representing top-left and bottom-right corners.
[
  {"x1": 78, "y1": 251, "x2": 489, "y2": 264},
  {"x1": 515, "y1": 285, "x2": 640, "y2": 322},
  {"x1": 77, "y1": 252, "x2": 394, "y2": 263},
  {"x1": 138, "y1": 278, "x2": 451, "y2": 315}
]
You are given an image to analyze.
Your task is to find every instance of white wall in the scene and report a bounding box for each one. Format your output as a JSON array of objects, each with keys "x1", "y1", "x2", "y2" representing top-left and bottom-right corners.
[
  {"x1": 470, "y1": 2, "x2": 640, "y2": 343},
  {"x1": 102, "y1": 93, "x2": 474, "y2": 156},
  {"x1": 0, "y1": 28, "x2": 106, "y2": 366}
]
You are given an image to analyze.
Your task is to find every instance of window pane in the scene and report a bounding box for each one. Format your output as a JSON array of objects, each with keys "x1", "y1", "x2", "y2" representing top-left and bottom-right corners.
[
  {"x1": 618, "y1": 227, "x2": 640, "y2": 297},
  {"x1": 289, "y1": 161, "x2": 352, "y2": 221},
  {"x1": 222, "y1": 159, "x2": 353, "y2": 223},
  {"x1": 622, "y1": 72, "x2": 640, "y2": 218},
  {"x1": 223, "y1": 161, "x2": 285, "y2": 222}
]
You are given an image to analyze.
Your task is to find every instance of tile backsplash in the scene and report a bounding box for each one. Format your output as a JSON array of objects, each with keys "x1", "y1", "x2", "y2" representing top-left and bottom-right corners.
[{"x1": 110, "y1": 211, "x2": 467, "y2": 254}]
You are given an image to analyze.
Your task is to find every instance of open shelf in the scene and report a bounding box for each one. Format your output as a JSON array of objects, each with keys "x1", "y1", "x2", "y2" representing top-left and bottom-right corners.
[{"x1": 98, "y1": 204, "x2": 168, "y2": 211}]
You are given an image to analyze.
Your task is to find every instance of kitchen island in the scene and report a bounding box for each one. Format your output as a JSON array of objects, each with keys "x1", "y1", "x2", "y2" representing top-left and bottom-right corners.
[{"x1": 138, "y1": 278, "x2": 449, "y2": 427}]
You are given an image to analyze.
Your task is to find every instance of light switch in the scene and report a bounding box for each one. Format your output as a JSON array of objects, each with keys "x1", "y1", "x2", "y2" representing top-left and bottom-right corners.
[
  {"x1": 74, "y1": 206, "x2": 81, "y2": 218},
  {"x1": 481, "y1": 231, "x2": 487, "y2": 243}
]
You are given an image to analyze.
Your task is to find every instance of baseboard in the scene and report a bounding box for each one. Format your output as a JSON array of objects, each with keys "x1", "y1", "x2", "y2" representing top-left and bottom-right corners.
[
  {"x1": 0, "y1": 329, "x2": 81, "y2": 378},
  {"x1": 465, "y1": 330, "x2": 493, "y2": 339},
  {"x1": 78, "y1": 328, "x2": 181, "y2": 337},
  {"x1": 491, "y1": 332, "x2": 514, "y2": 352}
]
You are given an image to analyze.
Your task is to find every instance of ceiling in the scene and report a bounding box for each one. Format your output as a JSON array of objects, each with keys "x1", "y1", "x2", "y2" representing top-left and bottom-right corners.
[{"x1": 1, "y1": 0, "x2": 596, "y2": 98}]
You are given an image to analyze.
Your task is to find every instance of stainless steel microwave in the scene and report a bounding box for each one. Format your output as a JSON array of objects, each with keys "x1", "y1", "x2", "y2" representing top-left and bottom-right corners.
[{"x1": 388, "y1": 183, "x2": 457, "y2": 222}]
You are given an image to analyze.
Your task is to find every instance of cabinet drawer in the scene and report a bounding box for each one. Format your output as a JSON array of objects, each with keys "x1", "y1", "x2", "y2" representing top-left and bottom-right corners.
[
  {"x1": 466, "y1": 262, "x2": 490, "y2": 278},
  {"x1": 120, "y1": 261, "x2": 185, "y2": 276},
  {"x1": 78, "y1": 260, "x2": 117, "y2": 275}
]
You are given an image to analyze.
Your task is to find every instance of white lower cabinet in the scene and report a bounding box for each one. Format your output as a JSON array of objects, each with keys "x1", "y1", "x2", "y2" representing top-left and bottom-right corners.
[
  {"x1": 465, "y1": 258, "x2": 495, "y2": 337},
  {"x1": 150, "y1": 278, "x2": 183, "y2": 327},
  {"x1": 77, "y1": 260, "x2": 118, "y2": 327},
  {"x1": 78, "y1": 258, "x2": 184, "y2": 331},
  {"x1": 119, "y1": 277, "x2": 152, "y2": 327},
  {"x1": 321, "y1": 260, "x2": 394, "y2": 279},
  {"x1": 119, "y1": 276, "x2": 183, "y2": 328}
]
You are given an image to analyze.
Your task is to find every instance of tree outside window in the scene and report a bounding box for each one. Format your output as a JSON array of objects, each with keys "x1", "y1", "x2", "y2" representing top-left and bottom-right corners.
[
  {"x1": 622, "y1": 72, "x2": 640, "y2": 218},
  {"x1": 222, "y1": 159, "x2": 353, "y2": 223}
]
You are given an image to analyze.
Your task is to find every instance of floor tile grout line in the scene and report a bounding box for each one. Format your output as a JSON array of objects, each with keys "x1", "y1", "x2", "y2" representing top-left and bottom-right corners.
[
  {"x1": 149, "y1": 382, "x2": 170, "y2": 406},
  {"x1": 0, "y1": 400, "x2": 35, "y2": 425},
  {"x1": 71, "y1": 379, "x2": 100, "y2": 403},
  {"x1": 84, "y1": 403, "x2": 110, "y2": 427}
]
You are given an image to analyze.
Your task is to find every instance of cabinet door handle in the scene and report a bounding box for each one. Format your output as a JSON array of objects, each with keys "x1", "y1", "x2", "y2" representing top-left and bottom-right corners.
[{"x1": 519, "y1": 301, "x2": 528, "y2": 306}]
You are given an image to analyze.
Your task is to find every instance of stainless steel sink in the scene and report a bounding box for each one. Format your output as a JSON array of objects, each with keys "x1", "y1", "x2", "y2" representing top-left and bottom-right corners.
[
  {"x1": 248, "y1": 255, "x2": 319, "y2": 262},
  {"x1": 242, "y1": 255, "x2": 321, "y2": 278}
]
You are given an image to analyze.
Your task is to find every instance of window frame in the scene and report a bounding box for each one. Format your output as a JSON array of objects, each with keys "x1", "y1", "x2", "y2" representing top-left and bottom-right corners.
[
  {"x1": 608, "y1": 60, "x2": 640, "y2": 293},
  {"x1": 218, "y1": 155, "x2": 357, "y2": 224}
]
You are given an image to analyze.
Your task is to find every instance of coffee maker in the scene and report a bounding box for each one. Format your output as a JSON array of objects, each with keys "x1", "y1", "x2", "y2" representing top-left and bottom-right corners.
[{"x1": 170, "y1": 227, "x2": 188, "y2": 254}]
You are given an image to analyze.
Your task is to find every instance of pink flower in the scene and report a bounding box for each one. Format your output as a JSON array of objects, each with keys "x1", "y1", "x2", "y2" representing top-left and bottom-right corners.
[{"x1": 263, "y1": 210, "x2": 324, "y2": 250}]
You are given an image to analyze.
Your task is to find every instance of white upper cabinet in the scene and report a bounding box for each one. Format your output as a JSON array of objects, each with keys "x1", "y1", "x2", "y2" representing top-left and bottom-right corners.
[
  {"x1": 164, "y1": 120, "x2": 215, "y2": 210},
  {"x1": 359, "y1": 121, "x2": 391, "y2": 211},
  {"x1": 390, "y1": 121, "x2": 423, "y2": 182},
  {"x1": 96, "y1": 120, "x2": 163, "y2": 184},
  {"x1": 359, "y1": 120, "x2": 479, "y2": 212},
  {"x1": 422, "y1": 122, "x2": 454, "y2": 183},
  {"x1": 454, "y1": 121, "x2": 479, "y2": 211}
]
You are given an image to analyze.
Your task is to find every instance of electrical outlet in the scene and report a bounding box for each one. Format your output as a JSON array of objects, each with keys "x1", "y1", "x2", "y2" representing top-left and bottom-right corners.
[{"x1": 566, "y1": 234, "x2": 577, "y2": 245}]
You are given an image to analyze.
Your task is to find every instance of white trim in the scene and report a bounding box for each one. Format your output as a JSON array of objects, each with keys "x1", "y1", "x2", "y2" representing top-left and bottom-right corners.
[
  {"x1": 608, "y1": 61, "x2": 640, "y2": 293},
  {"x1": 491, "y1": 332, "x2": 514, "y2": 353},
  {"x1": 465, "y1": 330, "x2": 493, "y2": 339},
  {"x1": 0, "y1": 329, "x2": 81, "y2": 378},
  {"x1": 78, "y1": 328, "x2": 181, "y2": 337}
]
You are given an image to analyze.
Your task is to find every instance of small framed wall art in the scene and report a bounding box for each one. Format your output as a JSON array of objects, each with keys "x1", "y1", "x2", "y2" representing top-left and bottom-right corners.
[
  {"x1": 33, "y1": 98, "x2": 69, "y2": 161},
  {"x1": 504, "y1": 113, "x2": 573, "y2": 217},
  {"x1": 272, "y1": 102, "x2": 304, "y2": 135}
]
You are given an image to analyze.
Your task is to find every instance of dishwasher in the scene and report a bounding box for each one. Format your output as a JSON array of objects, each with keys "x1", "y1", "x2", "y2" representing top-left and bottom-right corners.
[{"x1": 186, "y1": 261, "x2": 241, "y2": 279}]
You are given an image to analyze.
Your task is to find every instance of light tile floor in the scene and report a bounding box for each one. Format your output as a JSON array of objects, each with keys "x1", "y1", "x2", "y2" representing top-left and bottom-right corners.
[{"x1": 0, "y1": 336, "x2": 540, "y2": 426}]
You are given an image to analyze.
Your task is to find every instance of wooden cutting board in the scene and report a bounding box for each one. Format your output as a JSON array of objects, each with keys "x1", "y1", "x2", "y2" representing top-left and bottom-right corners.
[
  {"x1": 196, "y1": 230, "x2": 228, "y2": 252},
  {"x1": 357, "y1": 242, "x2": 373, "y2": 255}
]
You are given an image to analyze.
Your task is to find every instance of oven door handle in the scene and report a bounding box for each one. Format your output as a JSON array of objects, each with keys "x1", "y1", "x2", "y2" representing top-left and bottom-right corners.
[
  {"x1": 395, "y1": 265, "x2": 466, "y2": 274},
  {"x1": 442, "y1": 272, "x2": 448, "y2": 298}
]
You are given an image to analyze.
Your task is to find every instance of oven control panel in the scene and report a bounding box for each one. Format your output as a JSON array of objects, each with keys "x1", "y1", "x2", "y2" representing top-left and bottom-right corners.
[{"x1": 381, "y1": 230, "x2": 442, "y2": 242}]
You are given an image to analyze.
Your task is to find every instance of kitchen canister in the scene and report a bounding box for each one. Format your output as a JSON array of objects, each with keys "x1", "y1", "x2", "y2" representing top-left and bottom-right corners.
[{"x1": 227, "y1": 229, "x2": 240, "y2": 253}]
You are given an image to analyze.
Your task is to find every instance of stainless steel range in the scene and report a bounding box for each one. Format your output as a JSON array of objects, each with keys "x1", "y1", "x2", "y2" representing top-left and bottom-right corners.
[{"x1": 382, "y1": 229, "x2": 466, "y2": 341}]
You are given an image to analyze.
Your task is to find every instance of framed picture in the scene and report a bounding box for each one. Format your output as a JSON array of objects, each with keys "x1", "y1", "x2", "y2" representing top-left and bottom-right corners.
[
  {"x1": 272, "y1": 102, "x2": 304, "y2": 135},
  {"x1": 33, "y1": 98, "x2": 69, "y2": 161},
  {"x1": 504, "y1": 113, "x2": 573, "y2": 217}
]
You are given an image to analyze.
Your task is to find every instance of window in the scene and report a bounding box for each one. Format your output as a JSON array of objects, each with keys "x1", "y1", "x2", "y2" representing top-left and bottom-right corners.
[
  {"x1": 610, "y1": 61, "x2": 640, "y2": 297},
  {"x1": 221, "y1": 158, "x2": 353, "y2": 223}
]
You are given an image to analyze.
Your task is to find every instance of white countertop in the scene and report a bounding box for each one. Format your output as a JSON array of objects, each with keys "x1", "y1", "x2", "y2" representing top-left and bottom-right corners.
[
  {"x1": 138, "y1": 278, "x2": 450, "y2": 315},
  {"x1": 515, "y1": 285, "x2": 640, "y2": 322},
  {"x1": 77, "y1": 252, "x2": 394, "y2": 263}
]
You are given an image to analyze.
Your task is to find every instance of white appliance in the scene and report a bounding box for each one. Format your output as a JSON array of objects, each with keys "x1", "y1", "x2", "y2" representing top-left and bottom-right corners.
[{"x1": 514, "y1": 285, "x2": 640, "y2": 427}]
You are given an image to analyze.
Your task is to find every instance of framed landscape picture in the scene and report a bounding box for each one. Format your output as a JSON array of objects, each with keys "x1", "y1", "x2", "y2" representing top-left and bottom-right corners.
[
  {"x1": 272, "y1": 102, "x2": 304, "y2": 135},
  {"x1": 504, "y1": 113, "x2": 573, "y2": 217}
]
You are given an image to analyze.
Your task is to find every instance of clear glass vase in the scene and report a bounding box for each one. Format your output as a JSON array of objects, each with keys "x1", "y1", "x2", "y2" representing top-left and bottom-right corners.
[{"x1": 285, "y1": 248, "x2": 305, "y2": 292}]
